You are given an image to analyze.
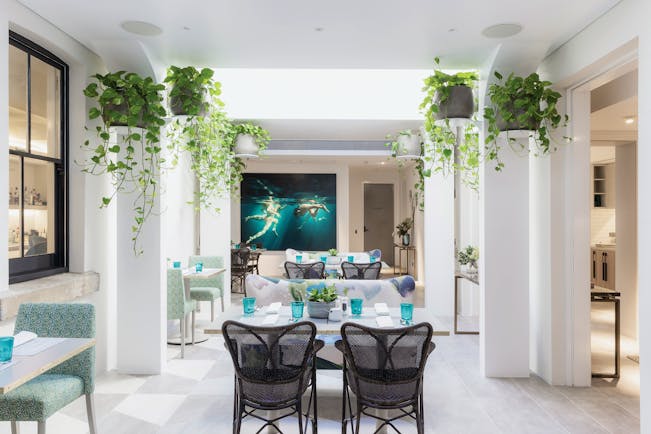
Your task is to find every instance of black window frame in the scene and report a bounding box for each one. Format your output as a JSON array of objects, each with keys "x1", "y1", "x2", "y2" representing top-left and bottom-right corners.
[{"x1": 8, "y1": 31, "x2": 68, "y2": 284}]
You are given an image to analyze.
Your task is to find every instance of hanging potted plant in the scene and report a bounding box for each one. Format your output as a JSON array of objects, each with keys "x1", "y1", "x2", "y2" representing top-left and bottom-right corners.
[
  {"x1": 386, "y1": 129, "x2": 421, "y2": 157},
  {"x1": 165, "y1": 66, "x2": 234, "y2": 210},
  {"x1": 484, "y1": 71, "x2": 569, "y2": 171},
  {"x1": 231, "y1": 122, "x2": 271, "y2": 156},
  {"x1": 396, "y1": 218, "x2": 413, "y2": 246},
  {"x1": 419, "y1": 58, "x2": 481, "y2": 190},
  {"x1": 164, "y1": 66, "x2": 222, "y2": 116},
  {"x1": 82, "y1": 71, "x2": 166, "y2": 254}
]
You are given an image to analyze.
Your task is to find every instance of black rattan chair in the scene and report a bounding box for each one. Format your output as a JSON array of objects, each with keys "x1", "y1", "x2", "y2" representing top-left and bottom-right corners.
[
  {"x1": 284, "y1": 261, "x2": 325, "y2": 279},
  {"x1": 222, "y1": 320, "x2": 324, "y2": 434},
  {"x1": 231, "y1": 248, "x2": 251, "y2": 295},
  {"x1": 341, "y1": 261, "x2": 382, "y2": 280},
  {"x1": 335, "y1": 322, "x2": 435, "y2": 434}
]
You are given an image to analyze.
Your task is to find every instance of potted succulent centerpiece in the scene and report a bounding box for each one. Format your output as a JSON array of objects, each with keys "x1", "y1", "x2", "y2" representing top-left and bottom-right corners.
[
  {"x1": 326, "y1": 248, "x2": 340, "y2": 265},
  {"x1": 457, "y1": 245, "x2": 479, "y2": 273},
  {"x1": 419, "y1": 57, "x2": 481, "y2": 190},
  {"x1": 396, "y1": 218, "x2": 413, "y2": 246},
  {"x1": 306, "y1": 285, "x2": 338, "y2": 319},
  {"x1": 82, "y1": 71, "x2": 166, "y2": 253},
  {"x1": 484, "y1": 71, "x2": 569, "y2": 171}
]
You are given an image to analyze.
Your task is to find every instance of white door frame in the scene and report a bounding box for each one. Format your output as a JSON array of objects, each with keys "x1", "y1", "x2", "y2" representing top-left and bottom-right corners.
[{"x1": 563, "y1": 49, "x2": 638, "y2": 386}]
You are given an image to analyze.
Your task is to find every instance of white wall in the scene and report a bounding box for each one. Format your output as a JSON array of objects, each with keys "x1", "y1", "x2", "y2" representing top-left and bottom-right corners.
[
  {"x1": 616, "y1": 143, "x2": 638, "y2": 341},
  {"x1": 0, "y1": 17, "x2": 8, "y2": 293},
  {"x1": 539, "y1": 0, "x2": 650, "y2": 424}
]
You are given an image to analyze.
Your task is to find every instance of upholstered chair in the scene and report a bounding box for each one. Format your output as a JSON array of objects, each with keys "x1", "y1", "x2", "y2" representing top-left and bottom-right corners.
[
  {"x1": 188, "y1": 255, "x2": 224, "y2": 321},
  {"x1": 0, "y1": 303, "x2": 97, "y2": 434},
  {"x1": 168, "y1": 268, "x2": 196, "y2": 358}
]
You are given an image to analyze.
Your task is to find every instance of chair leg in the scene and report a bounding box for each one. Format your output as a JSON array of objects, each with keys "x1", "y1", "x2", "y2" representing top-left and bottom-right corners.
[
  {"x1": 211, "y1": 300, "x2": 215, "y2": 322},
  {"x1": 312, "y1": 365, "x2": 318, "y2": 434},
  {"x1": 297, "y1": 400, "x2": 303, "y2": 434},
  {"x1": 10, "y1": 421, "x2": 19, "y2": 434},
  {"x1": 354, "y1": 402, "x2": 362, "y2": 434},
  {"x1": 180, "y1": 316, "x2": 186, "y2": 358},
  {"x1": 86, "y1": 393, "x2": 98, "y2": 434},
  {"x1": 191, "y1": 310, "x2": 196, "y2": 345},
  {"x1": 37, "y1": 421, "x2": 45, "y2": 434}
]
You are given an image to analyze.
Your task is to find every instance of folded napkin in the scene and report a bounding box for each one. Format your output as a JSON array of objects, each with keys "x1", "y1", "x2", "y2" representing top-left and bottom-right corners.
[
  {"x1": 13, "y1": 331, "x2": 37, "y2": 347},
  {"x1": 266, "y1": 302, "x2": 281, "y2": 315},
  {"x1": 374, "y1": 303, "x2": 390, "y2": 316},
  {"x1": 262, "y1": 314, "x2": 279, "y2": 326},
  {"x1": 376, "y1": 316, "x2": 394, "y2": 328}
]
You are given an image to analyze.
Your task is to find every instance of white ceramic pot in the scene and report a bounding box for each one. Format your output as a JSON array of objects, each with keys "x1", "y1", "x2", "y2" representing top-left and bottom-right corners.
[
  {"x1": 234, "y1": 134, "x2": 259, "y2": 156},
  {"x1": 396, "y1": 133, "x2": 421, "y2": 157}
]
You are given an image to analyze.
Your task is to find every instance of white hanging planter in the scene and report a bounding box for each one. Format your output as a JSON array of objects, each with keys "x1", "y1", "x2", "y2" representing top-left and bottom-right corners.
[
  {"x1": 234, "y1": 134, "x2": 260, "y2": 158},
  {"x1": 395, "y1": 133, "x2": 421, "y2": 159}
]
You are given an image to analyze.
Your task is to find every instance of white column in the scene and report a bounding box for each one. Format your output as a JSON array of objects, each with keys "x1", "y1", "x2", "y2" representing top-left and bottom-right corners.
[
  {"x1": 423, "y1": 149, "x2": 455, "y2": 316},
  {"x1": 0, "y1": 20, "x2": 8, "y2": 290},
  {"x1": 111, "y1": 129, "x2": 166, "y2": 374},
  {"x1": 200, "y1": 198, "x2": 232, "y2": 308},
  {"x1": 479, "y1": 137, "x2": 530, "y2": 377}
]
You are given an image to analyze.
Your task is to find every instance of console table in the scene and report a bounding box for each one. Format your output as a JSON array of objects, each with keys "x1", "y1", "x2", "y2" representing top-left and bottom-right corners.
[
  {"x1": 454, "y1": 271, "x2": 479, "y2": 334},
  {"x1": 393, "y1": 244, "x2": 416, "y2": 276},
  {"x1": 591, "y1": 287, "x2": 621, "y2": 379}
]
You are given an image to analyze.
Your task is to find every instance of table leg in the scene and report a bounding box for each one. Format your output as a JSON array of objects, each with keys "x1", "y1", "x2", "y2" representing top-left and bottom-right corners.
[
  {"x1": 615, "y1": 298, "x2": 620, "y2": 378},
  {"x1": 454, "y1": 277, "x2": 459, "y2": 334}
]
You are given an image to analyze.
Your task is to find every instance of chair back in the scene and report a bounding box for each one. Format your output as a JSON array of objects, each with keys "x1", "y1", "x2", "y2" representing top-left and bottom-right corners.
[
  {"x1": 284, "y1": 261, "x2": 325, "y2": 279},
  {"x1": 189, "y1": 255, "x2": 224, "y2": 289},
  {"x1": 341, "y1": 261, "x2": 382, "y2": 279},
  {"x1": 14, "y1": 303, "x2": 96, "y2": 394},
  {"x1": 222, "y1": 320, "x2": 317, "y2": 406},
  {"x1": 167, "y1": 268, "x2": 189, "y2": 320},
  {"x1": 339, "y1": 322, "x2": 434, "y2": 405},
  {"x1": 231, "y1": 248, "x2": 251, "y2": 273}
]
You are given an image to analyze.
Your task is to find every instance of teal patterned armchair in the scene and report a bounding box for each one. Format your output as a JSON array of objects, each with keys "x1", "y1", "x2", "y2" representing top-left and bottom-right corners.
[
  {"x1": 168, "y1": 268, "x2": 196, "y2": 358},
  {"x1": 0, "y1": 303, "x2": 97, "y2": 434},
  {"x1": 188, "y1": 255, "x2": 224, "y2": 321}
]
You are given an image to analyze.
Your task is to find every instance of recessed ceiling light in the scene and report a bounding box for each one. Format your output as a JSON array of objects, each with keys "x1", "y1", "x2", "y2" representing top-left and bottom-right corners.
[
  {"x1": 183, "y1": 26, "x2": 191, "y2": 31},
  {"x1": 315, "y1": 27, "x2": 324, "y2": 32},
  {"x1": 380, "y1": 161, "x2": 386, "y2": 165},
  {"x1": 624, "y1": 116, "x2": 635, "y2": 124},
  {"x1": 448, "y1": 28, "x2": 456, "y2": 33},
  {"x1": 481, "y1": 23, "x2": 523, "y2": 39},
  {"x1": 120, "y1": 20, "x2": 163, "y2": 36}
]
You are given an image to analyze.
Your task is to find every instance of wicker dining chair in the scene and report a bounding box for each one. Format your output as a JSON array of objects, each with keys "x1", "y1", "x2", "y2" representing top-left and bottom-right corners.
[
  {"x1": 284, "y1": 261, "x2": 325, "y2": 279},
  {"x1": 231, "y1": 248, "x2": 251, "y2": 296},
  {"x1": 222, "y1": 320, "x2": 324, "y2": 434},
  {"x1": 335, "y1": 322, "x2": 435, "y2": 434},
  {"x1": 341, "y1": 261, "x2": 382, "y2": 280}
]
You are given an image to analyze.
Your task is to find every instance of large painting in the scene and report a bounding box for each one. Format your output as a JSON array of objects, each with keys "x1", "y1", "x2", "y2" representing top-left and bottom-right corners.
[{"x1": 240, "y1": 173, "x2": 337, "y2": 251}]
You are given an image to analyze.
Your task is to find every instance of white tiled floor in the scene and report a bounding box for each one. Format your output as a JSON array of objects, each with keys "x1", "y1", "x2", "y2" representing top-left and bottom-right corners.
[{"x1": 0, "y1": 293, "x2": 639, "y2": 434}]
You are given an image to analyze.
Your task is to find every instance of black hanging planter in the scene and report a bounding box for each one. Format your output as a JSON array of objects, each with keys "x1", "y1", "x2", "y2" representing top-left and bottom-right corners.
[
  {"x1": 169, "y1": 86, "x2": 207, "y2": 116},
  {"x1": 434, "y1": 85, "x2": 475, "y2": 120},
  {"x1": 102, "y1": 102, "x2": 146, "y2": 129},
  {"x1": 496, "y1": 106, "x2": 540, "y2": 132}
]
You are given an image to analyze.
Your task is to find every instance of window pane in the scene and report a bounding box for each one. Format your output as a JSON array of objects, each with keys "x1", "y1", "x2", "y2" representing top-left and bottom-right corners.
[
  {"x1": 23, "y1": 159, "x2": 55, "y2": 257},
  {"x1": 8, "y1": 155, "x2": 22, "y2": 259},
  {"x1": 9, "y1": 45, "x2": 28, "y2": 151},
  {"x1": 30, "y1": 56, "x2": 60, "y2": 158}
]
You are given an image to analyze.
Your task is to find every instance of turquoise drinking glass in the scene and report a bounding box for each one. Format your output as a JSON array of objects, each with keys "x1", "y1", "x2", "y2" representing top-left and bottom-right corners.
[
  {"x1": 172, "y1": 261, "x2": 181, "y2": 269},
  {"x1": 350, "y1": 298, "x2": 363, "y2": 317},
  {"x1": 369, "y1": 255, "x2": 376, "y2": 263},
  {"x1": 296, "y1": 255, "x2": 303, "y2": 264},
  {"x1": 243, "y1": 297, "x2": 256, "y2": 316},
  {"x1": 251, "y1": 244, "x2": 257, "y2": 251},
  {"x1": 195, "y1": 262, "x2": 203, "y2": 272},
  {"x1": 347, "y1": 255, "x2": 355, "y2": 263},
  {"x1": 291, "y1": 301, "x2": 304, "y2": 322},
  {"x1": 320, "y1": 255, "x2": 327, "y2": 263},
  {"x1": 0, "y1": 337, "x2": 14, "y2": 362},
  {"x1": 400, "y1": 303, "x2": 414, "y2": 325}
]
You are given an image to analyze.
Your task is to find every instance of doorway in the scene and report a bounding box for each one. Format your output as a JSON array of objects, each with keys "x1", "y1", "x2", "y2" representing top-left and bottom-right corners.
[{"x1": 363, "y1": 183, "x2": 394, "y2": 265}]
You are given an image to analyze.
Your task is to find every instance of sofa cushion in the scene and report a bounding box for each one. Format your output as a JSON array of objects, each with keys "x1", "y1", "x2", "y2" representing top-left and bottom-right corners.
[{"x1": 246, "y1": 274, "x2": 415, "y2": 307}]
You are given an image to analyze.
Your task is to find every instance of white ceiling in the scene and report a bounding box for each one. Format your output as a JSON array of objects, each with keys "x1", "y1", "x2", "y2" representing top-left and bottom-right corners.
[
  {"x1": 591, "y1": 96, "x2": 637, "y2": 132},
  {"x1": 19, "y1": 0, "x2": 620, "y2": 70}
]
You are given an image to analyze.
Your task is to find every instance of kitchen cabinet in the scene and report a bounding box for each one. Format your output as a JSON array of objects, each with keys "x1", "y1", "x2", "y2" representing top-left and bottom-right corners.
[
  {"x1": 592, "y1": 163, "x2": 616, "y2": 208},
  {"x1": 592, "y1": 248, "x2": 616, "y2": 290}
]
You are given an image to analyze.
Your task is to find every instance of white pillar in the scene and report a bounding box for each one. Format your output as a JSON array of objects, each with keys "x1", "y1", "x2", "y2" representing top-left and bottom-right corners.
[
  {"x1": 423, "y1": 149, "x2": 455, "y2": 317},
  {"x1": 0, "y1": 20, "x2": 8, "y2": 290},
  {"x1": 200, "y1": 198, "x2": 232, "y2": 308},
  {"x1": 479, "y1": 138, "x2": 530, "y2": 377},
  {"x1": 111, "y1": 129, "x2": 166, "y2": 374}
]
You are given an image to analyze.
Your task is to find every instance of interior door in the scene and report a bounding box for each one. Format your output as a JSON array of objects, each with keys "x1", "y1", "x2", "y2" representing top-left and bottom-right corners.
[{"x1": 364, "y1": 184, "x2": 394, "y2": 265}]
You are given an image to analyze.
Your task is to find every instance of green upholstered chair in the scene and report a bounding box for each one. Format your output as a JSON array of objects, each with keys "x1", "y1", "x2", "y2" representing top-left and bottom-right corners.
[
  {"x1": 168, "y1": 268, "x2": 196, "y2": 358},
  {"x1": 0, "y1": 303, "x2": 97, "y2": 434},
  {"x1": 187, "y1": 255, "x2": 224, "y2": 321}
]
